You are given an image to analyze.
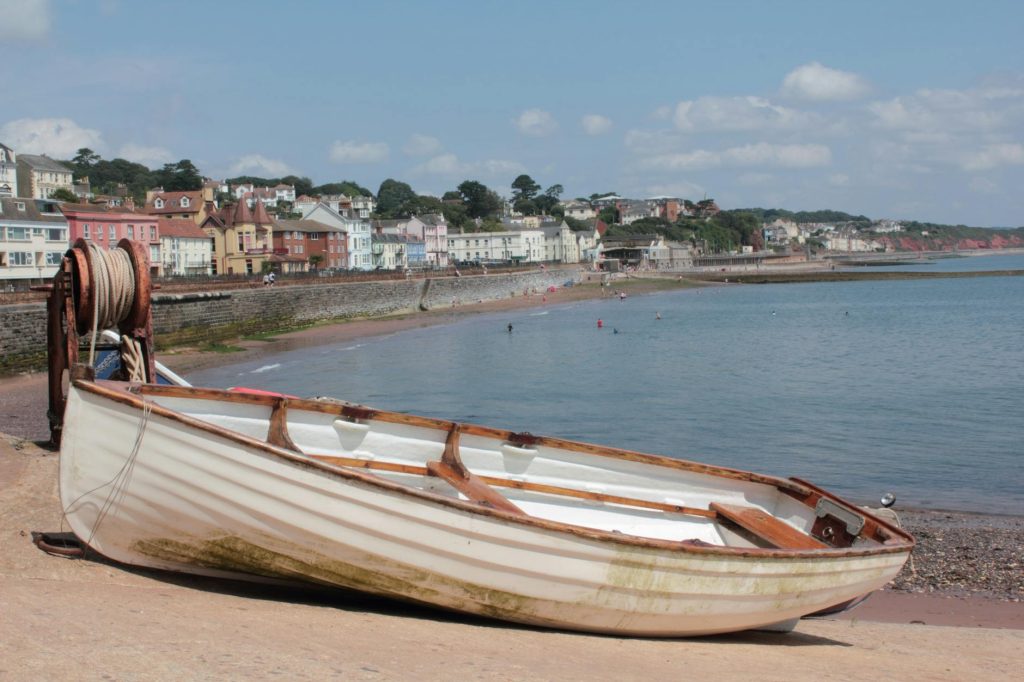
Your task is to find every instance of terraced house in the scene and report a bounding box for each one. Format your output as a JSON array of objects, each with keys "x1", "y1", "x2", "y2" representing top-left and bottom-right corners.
[
  {"x1": 0, "y1": 198, "x2": 67, "y2": 286},
  {"x1": 15, "y1": 154, "x2": 74, "y2": 200},
  {"x1": 61, "y1": 203, "x2": 162, "y2": 275}
]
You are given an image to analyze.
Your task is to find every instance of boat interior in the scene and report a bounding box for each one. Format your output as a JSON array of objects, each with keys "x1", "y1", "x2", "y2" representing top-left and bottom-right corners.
[{"x1": 104, "y1": 381, "x2": 910, "y2": 554}]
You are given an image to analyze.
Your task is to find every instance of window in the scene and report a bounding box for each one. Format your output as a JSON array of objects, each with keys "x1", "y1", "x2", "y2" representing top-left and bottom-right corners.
[
  {"x1": 180, "y1": 197, "x2": 190, "y2": 207},
  {"x1": 83, "y1": 223, "x2": 90, "y2": 239},
  {"x1": 127, "y1": 225, "x2": 134, "y2": 239},
  {"x1": 10, "y1": 251, "x2": 33, "y2": 266},
  {"x1": 45, "y1": 228, "x2": 65, "y2": 241},
  {"x1": 15, "y1": 201, "x2": 25, "y2": 211},
  {"x1": 7, "y1": 227, "x2": 30, "y2": 240},
  {"x1": 150, "y1": 226, "x2": 156, "y2": 240},
  {"x1": 109, "y1": 224, "x2": 116, "y2": 240},
  {"x1": 46, "y1": 251, "x2": 63, "y2": 266},
  {"x1": 154, "y1": 198, "x2": 164, "y2": 209}
]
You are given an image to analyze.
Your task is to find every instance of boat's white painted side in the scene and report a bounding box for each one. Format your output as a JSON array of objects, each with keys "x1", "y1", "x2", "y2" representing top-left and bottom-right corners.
[{"x1": 59, "y1": 385, "x2": 909, "y2": 637}]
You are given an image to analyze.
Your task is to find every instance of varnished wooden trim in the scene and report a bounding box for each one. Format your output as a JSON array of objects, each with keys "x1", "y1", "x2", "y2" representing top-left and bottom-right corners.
[
  {"x1": 134, "y1": 383, "x2": 811, "y2": 496},
  {"x1": 710, "y1": 502, "x2": 827, "y2": 550},
  {"x1": 86, "y1": 380, "x2": 914, "y2": 558},
  {"x1": 267, "y1": 398, "x2": 300, "y2": 452}
]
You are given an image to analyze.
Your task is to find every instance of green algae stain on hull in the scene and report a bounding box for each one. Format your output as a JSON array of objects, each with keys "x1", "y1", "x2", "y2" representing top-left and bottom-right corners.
[{"x1": 132, "y1": 534, "x2": 542, "y2": 625}]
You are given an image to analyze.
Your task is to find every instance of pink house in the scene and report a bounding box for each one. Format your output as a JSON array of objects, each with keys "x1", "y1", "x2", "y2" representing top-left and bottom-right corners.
[{"x1": 60, "y1": 203, "x2": 162, "y2": 275}]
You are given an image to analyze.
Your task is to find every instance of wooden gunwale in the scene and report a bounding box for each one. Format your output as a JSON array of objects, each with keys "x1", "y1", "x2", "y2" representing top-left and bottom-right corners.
[
  {"x1": 76, "y1": 379, "x2": 913, "y2": 558},
  {"x1": 134, "y1": 384, "x2": 811, "y2": 496}
]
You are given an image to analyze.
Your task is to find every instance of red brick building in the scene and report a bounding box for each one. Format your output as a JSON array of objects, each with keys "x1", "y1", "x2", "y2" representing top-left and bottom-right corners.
[{"x1": 273, "y1": 219, "x2": 347, "y2": 270}]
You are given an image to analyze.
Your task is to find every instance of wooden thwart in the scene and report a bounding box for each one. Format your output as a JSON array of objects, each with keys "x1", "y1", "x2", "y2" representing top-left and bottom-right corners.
[
  {"x1": 709, "y1": 502, "x2": 827, "y2": 550},
  {"x1": 309, "y1": 453, "x2": 715, "y2": 518}
]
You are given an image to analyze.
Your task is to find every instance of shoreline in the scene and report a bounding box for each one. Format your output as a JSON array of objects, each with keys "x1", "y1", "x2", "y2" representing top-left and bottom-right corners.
[{"x1": 1, "y1": 275, "x2": 1021, "y2": 626}]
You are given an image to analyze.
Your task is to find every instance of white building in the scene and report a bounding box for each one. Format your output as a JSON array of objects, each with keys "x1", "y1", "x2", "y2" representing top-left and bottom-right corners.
[
  {"x1": 0, "y1": 198, "x2": 68, "y2": 285},
  {"x1": 447, "y1": 228, "x2": 545, "y2": 264},
  {"x1": 158, "y1": 217, "x2": 213, "y2": 276},
  {"x1": 16, "y1": 154, "x2": 74, "y2": 200},
  {"x1": 302, "y1": 203, "x2": 372, "y2": 270},
  {"x1": 560, "y1": 200, "x2": 595, "y2": 220},
  {"x1": 539, "y1": 220, "x2": 580, "y2": 263},
  {"x1": 0, "y1": 143, "x2": 17, "y2": 198}
]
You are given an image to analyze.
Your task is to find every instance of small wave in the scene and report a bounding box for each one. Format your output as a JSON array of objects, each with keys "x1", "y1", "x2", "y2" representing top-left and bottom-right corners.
[
  {"x1": 529, "y1": 311, "x2": 549, "y2": 317},
  {"x1": 251, "y1": 363, "x2": 281, "y2": 374},
  {"x1": 336, "y1": 343, "x2": 364, "y2": 352}
]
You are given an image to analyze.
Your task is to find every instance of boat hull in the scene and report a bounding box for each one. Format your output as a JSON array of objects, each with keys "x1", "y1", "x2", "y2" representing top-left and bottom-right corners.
[{"x1": 60, "y1": 384, "x2": 910, "y2": 637}]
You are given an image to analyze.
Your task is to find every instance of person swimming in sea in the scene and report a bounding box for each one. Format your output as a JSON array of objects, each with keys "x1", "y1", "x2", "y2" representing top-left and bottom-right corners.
[{"x1": 507, "y1": 322, "x2": 513, "y2": 333}]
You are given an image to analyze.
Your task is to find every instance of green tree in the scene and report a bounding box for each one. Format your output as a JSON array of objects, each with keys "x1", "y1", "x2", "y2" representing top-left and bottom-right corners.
[
  {"x1": 155, "y1": 159, "x2": 203, "y2": 191},
  {"x1": 281, "y1": 175, "x2": 314, "y2": 197},
  {"x1": 597, "y1": 205, "x2": 619, "y2": 225},
  {"x1": 309, "y1": 254, "x2": 324, "y2": 270},
  {"x1": 511, "y1": 174, "x2": 541, "y2": 201},
  {"x1": 50, "y1": 187, "x2": 78, "y2": 202},
  {"x1": 72, "y1": 147, "x2": 100, "y2": 171},
  {"x1": 458, "y1": 180, "x2": 501, "y2": 219},
  {"x1": 376, "y1": 178, "x2": 417, "y2": 216},
  {"x1": 315, "y1": 180, "x2": 373, "y2": 197}
]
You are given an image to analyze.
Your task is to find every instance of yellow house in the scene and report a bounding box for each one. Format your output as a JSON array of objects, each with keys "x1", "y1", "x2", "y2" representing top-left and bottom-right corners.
[{"x1": 200, "y1": 200, "x2": 275, "y2": 275}]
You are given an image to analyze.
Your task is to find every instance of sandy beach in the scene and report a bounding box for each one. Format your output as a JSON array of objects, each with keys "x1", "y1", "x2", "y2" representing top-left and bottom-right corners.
[{"x1": 1, "y1": 275, "x2": 1022, "y2": 678}]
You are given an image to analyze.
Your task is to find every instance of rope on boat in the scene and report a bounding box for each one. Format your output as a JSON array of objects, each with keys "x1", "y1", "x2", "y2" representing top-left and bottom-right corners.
[{"x1": 84, "y1": 243, "x2": 136, "y2": 369}]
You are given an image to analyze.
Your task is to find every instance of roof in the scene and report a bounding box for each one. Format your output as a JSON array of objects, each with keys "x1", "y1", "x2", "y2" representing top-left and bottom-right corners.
[
  {"x1": 416, "y1": 213, "x2": 446, "y2": 226},
  {"x1": 372, "y1": 233, "x2": 423, "y2": 244},
  {"x1": 144, "y1": 190, "x2": 204, "y2": 215},
  {"x1": 0, "y1": 197, "x2": 68, "y2": 224},
  {"x1": 251, "y1": 200, "x2": 273, "y2": 225},
  {"x1": 159, "y1": 217, "x2": 208, "y2": 239},
  {"x1": 274, "y1": 219, "x2": 343, "y2": 234},
  {"x1": 59, "y1": 203, "x2": 152, "y2": 220},
  {"x1": 17, "y1": 154, "x2": 73, "y2": 174}
]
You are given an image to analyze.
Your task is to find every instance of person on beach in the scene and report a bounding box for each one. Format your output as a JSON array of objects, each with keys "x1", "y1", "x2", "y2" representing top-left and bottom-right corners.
[
  {"x1": 269, "y1": 272, "x2": 275, "y2": 286},
  {"x1": 263, "y1": 274, "x2": 270, "y2": 286}
]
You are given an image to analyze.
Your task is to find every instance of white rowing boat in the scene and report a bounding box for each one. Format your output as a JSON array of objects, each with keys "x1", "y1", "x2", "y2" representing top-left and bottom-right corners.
[{"x1": 59, "y1": 378, "x2": 914, "y2": 637}]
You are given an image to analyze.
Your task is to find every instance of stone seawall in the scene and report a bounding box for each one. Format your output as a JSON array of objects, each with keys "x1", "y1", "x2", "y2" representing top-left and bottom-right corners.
[{"x1": 0, "y1": 267, "x2": 580, "y2": 374}]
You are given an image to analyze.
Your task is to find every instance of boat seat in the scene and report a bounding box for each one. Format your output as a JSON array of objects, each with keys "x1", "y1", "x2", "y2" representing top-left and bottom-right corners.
[{"x1": 710, "y1": 502, "x2": 827, "y2": 550}]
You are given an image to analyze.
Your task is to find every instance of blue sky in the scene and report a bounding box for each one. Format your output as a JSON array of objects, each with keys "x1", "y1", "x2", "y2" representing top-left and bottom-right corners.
[{"x1": 3, "y1": 0, "x2": 1023, "y2": 226}]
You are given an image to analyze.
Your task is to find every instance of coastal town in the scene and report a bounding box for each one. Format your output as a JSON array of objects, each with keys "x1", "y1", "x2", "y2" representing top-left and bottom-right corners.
[{"x1": 5, "y1": 143, "x2": 1020, "y2": 289}]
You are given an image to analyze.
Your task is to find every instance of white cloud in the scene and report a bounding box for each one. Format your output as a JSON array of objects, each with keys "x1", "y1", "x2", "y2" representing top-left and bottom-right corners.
[
  {"x1": 673, "y1": 96, "x2": 813, "y2": 132},
  {"x1": 725, "y1": 142, "x2": 832, "y2": 167},
  {"x1": 828, "y1": 173, "x2": 851, "y2": 187},
  {"x1": 962, "y1": 143, "x2": 1024, "y2": 171},
  {"x1": 117, "y1": 143, "x2": 173, "y2": 167},
  {"x1": 643, "y1": 143, "x2": 831, "y2": 170},
  {"x1": 414, "y1": 153, "x2": 524, "y2": 177},
  {"x1": 403, "y1": 134, "x2": 442, "y2": 156},
  {"x1": 0, "y1": 0, "x2": 50, "y2": 41},
  {"x1": 329, "y1": 140, "x2": 389, "y2": 164},
  {"x1": 514, "y1": 109, "x2": 558, "y2": 137},
  {"x1": 624, "y1": 129, "x2": 686, "y2": 154},
  {"x1": 228, "y1": 154, "x2": 294, "y2": 176},
  {"x1": 868, "y1": 86, "x2": 1024, "y2": 133},
  {"x1": 781, "y1": 62, "x2": 871, "y2": 101},
  {"x1": 581, "y1": 114, "x2": 612, "y2": 136},
  {"x1": 651, "y1": 105, "x2": 672, "y2": 121},
  {"x1": 0, "y1": 117, "x2": 103, "y2": 157}
]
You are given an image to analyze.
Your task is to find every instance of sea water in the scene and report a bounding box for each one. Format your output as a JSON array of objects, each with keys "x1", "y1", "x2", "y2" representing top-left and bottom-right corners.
[{"x1": 190, "y1": 255, "x2": 1024, "y2": 514}]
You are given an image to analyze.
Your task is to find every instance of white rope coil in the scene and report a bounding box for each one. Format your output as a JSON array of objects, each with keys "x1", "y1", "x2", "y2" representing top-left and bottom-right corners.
[{"x1": 85, "y1": 243, "x2": 137, "y2": 368}]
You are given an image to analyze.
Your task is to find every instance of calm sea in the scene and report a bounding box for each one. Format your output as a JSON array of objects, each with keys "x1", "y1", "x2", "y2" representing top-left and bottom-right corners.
[{"x1": 189, "y1": 253, "x2": 1024, "y2": 515}]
